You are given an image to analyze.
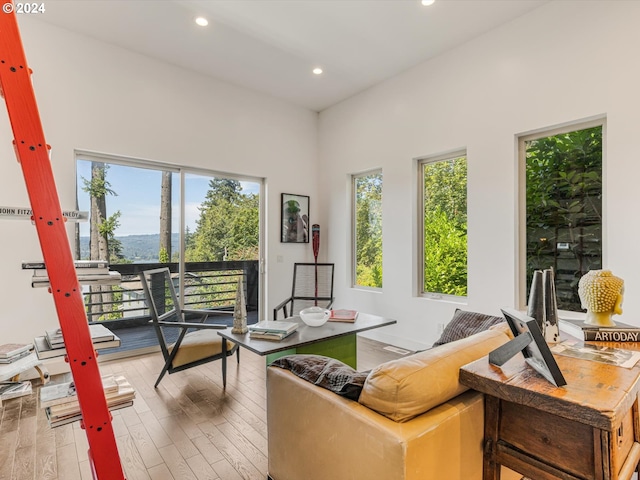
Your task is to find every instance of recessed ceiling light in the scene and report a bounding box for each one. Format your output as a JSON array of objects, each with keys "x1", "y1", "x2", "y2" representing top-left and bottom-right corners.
[
  {"x1": 313, "y1": 67, "x2": 323, "y2": 75},
  {"x1": 421, "y1": 0, "x2": 435, "y2": 5},
  {"x1": 195, "y1": 17, "x2": 209, "y2": 27}
]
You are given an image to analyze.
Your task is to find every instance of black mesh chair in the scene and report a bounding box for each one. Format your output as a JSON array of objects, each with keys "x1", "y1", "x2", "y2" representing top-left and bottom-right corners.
[
  {"x1": 273, "y1": 263, "x2": 335, "y2": 320},
  {"x1": 139, "y1": 267, "x2": 239, "y2": 388}
]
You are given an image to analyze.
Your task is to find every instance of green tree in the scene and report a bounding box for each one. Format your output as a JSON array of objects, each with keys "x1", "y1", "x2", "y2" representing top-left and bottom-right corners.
[
  {"x1": 422, "y1": 157, "x2": 467, "y2": 296},
  {"x1": 525, "y1": 126, "x2": 602, "y2": 311},
  {"x1": 355, "y1": 172, "x2": 383, "y2": 287},
  {"x1": 185, "y1": 179, "x2": 259, "y2": 262}
]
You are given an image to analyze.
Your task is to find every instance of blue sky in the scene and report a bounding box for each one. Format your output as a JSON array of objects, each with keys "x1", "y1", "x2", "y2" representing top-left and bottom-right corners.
[{"x1": 76, "y1": 161, "x2": 259, "y2": 237}]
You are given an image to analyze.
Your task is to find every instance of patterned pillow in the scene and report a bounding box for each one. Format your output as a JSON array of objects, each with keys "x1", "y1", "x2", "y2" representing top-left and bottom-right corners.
[
  {"x1": 270, "y1": 354, "x2": 369, "y2": 401},
  {"x1": 432, "y1": 309, "x2": 505, "y2": 347}
]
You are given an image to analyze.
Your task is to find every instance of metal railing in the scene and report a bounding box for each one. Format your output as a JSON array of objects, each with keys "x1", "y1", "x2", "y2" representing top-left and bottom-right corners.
[{"x1": 83, "y1": 260, "x2": 259, "y2": 328}]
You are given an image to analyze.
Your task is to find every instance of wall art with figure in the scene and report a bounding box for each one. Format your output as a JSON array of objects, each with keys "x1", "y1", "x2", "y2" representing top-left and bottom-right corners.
[{"x1": 281, "y1": 193, "x2": 309, "y2": 243}]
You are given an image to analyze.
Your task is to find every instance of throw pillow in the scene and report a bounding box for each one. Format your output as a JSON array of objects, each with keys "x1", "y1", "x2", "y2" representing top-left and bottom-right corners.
[
  {"x1": 432, "y1": 309, "x2": 505, "y2": 347},
  {"x1": 270, "y1": 354, "x2": 369, "y2": 401}
]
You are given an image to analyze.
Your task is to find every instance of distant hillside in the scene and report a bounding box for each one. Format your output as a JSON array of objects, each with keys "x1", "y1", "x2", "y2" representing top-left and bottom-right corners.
[{"x1": 80, "y1": 233, "x2": 179, "y2": 263}]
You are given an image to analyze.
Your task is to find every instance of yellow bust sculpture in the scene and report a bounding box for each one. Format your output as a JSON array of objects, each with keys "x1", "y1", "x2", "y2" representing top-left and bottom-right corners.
[{"x1": 578, "y1": 269, "x2": 624, "y2": 327}]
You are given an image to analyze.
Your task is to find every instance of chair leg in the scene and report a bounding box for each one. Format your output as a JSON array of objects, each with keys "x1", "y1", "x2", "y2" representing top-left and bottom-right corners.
[
  {"x1": 155, "y1": 363, "x2": 170, "y2": 388},
  {"x1": 236, "y1": 346, "x2": 240, "y2": 364}
]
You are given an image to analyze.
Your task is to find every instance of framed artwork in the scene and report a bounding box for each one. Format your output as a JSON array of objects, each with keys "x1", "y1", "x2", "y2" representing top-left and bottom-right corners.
[
  {"x1": 491, "y1": 308, "x2": 566, "y2": 387},
  {"x1": 281, "y1": 193, "x2": 309, "y2": 243}
]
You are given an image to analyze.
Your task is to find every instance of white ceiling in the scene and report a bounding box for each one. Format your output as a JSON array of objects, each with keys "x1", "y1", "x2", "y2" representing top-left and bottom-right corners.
[{"x1": 36, "y1": 0, "x2": 550, "y2": 112}]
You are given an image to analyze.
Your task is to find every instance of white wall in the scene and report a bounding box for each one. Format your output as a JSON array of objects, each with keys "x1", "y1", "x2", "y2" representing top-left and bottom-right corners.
[
  {"x1": 0, "y1": 18, "x2": 319, "y2": 344},
  {"x1": 319, "y1": 0, "x2": 640, "y2": 349}
]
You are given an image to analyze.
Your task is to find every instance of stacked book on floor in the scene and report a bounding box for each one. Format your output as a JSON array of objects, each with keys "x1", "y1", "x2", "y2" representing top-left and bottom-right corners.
[
  {"x1": 40, "y1": 374, "x2": 135, "y2": 427},
  {"x1": 249, "y1": 321, "x2": 298, "y2": 341},
  {"x1": 0, "y1": 381, "x2": 33, "y2": 406},
  {"x1": 561, "y1": 318, "x2": 640, "y2": 342},
  {"x1": 34, "y1": 324, "x2": 121, "y2": 360},
  {"x1": 23, "y1": 260, "x2": 121, "y2": 288}
]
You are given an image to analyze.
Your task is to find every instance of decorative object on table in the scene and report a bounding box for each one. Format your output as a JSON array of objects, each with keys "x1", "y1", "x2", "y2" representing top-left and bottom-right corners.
[
  {"x1": 299, "y1": 306, "x2": 330, "y2": 327},
  {"x1": 526, "y1": 268, "x2": 560, "y2": 343},
  {"x1": 542, "y1": 268, "x2": 560, "y2": 343},
  {"x1": 231, "y1": 277, "x2": 248, "y2": 334},
  {"x1": 488, "y1": 308, "x2": 566, "y2": 387},
  {"x1": 578, "y1": 269, "x2": 624, "y2": 327},
  {"x1": 281, "y1": 193, "x2": 309, "y2": 243},
  {"x1": 312, "y1": 223, "x2": 320, "y2": 305}
]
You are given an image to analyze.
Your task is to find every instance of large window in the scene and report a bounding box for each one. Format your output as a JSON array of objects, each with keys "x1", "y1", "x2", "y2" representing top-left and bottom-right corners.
[
  {"x1": 419, "y1": 152, "x2": 467, "y2": 297},
  {"x1": 76, "y1": 153, "x2": 262, "y2": 320},
  {"x1": 520, "y1": 121, "x2": 603, "y2": 312},
  {"x1": 353, "y1": 170, "x2": 383, "y2": 288}
]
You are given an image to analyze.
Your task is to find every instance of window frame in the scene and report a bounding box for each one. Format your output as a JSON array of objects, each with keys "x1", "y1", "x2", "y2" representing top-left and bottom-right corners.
[
  {"x1": 517, "y1": 117, "x2": 606, "y2": 312},
  {"x1": 417, "y1": 150, "x2": 468, "y2": 300}
]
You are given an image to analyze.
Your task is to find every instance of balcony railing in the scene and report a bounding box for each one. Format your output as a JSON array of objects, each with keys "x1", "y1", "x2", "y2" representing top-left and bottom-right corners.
[{"x1": 83, "y1": 261, "x2": 259, "y2": 328}]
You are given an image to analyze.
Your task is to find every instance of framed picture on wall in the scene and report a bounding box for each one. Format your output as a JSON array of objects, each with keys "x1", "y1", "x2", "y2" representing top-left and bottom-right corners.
[{"x1": 281, "y1": 193, "x2": 309, "y2": 243}]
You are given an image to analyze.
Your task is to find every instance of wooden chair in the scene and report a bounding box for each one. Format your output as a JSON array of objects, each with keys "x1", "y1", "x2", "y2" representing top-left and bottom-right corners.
[
  {"x1": 139, "y1": 267, "x2": 239, "y2": 388},
  {"x1": 273, "y1": 263, "x2": 335, "y2": 320}
]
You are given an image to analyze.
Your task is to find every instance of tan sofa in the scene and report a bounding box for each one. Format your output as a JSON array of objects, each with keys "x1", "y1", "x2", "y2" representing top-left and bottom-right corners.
[{"x1": 266, "y1": 328, "x2": 522, "y2": 480}]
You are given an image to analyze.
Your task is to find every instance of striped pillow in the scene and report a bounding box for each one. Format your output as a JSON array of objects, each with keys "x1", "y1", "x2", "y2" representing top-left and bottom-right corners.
[{"x1": 433, "y1": 309, "x2": 505, "y2": 347}]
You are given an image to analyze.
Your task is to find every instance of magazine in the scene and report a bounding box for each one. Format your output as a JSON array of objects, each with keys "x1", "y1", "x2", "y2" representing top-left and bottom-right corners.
[{"x1": 550, "y1": 339, "x2": 640, "y2": 369}]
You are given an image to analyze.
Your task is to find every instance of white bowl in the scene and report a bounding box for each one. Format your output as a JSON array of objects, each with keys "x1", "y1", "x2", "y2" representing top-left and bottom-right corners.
[{"x1": 299, "y1": 306, "x2": 330, "y2": 327}]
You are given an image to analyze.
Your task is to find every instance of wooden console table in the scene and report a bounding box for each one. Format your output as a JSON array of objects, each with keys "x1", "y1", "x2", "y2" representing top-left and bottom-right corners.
[{"x1": 460, "y1": 350, "x2": 640, "y2": 480}]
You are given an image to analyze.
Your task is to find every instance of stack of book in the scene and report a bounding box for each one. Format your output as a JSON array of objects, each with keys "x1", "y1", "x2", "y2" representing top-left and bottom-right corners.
[
  {"x1": 561, "y1": 318, "x2": 640, "y2": 342},
  {"x1": 0, "y1": 343, "x2": 34, "y2": 364},
  {"x1": 34, "y1": 324, "x2": 121, "y2": 360},
  {"x1": 23, "y1": 260, "x2": 121, "y2": 288},
  {"x1": 40, "y1": 374, "x2": 135, "y2": 427},
  {"x1": 249, "y1": 321, "x2": 298, "y2": 341},
  {"x1": 0, "y1": 381, "x2": 33, "y2": 406}
]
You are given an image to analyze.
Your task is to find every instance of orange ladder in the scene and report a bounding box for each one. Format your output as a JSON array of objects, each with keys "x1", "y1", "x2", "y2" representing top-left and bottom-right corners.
[{"x1": 0, "y1": 6, "x2": 125, "y2": 479}]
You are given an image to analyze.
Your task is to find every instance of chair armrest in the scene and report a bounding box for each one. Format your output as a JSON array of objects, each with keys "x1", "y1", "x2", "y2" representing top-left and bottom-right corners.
[
  {"x1": 273, "y1": 297, "x2": 293, "y2": 320},
  {"x1": 157, "y1": 321, "x2": 227, "y2": 329},
  {"x1": 182, "y1": 308, "x2": 228, "y2": 317}
]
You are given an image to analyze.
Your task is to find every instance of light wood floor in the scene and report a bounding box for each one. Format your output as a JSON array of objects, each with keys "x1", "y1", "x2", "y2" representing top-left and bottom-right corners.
[{"x1": 0, "y1": 336, "x2": 410, "y2": 480}]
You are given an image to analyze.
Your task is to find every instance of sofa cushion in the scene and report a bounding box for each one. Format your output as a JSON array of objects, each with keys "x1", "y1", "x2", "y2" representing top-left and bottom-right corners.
[
  {"x1": 432, "y1": 309, "x2": 505, "y2": 347},
  {"x1": 358, "y1": 328, "x2": 510, "y2": 422},
  {"x1": 270, "y1": 354, "x2": 369, "y2": 401}
]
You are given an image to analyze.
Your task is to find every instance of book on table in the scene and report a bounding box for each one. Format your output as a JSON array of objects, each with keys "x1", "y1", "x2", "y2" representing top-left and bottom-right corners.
[
  {"x1": 249, "y1": 321, "x2": 298, "y2": 335},
  {"x1": 0, "y1": 349, "x2": 33, "y2": 364},
  {"x1": 249, "y1": 329, "x2": 297, "y2": 341},
  {"x1": 328, "y1": 309, "x2": 359, "y2": 322},
  {"x1": 561, "y1": 318, "x2": 640, "y2": 342},
  {"x1": 248, "y1": 321, "x2": 298, "y2": 341}
]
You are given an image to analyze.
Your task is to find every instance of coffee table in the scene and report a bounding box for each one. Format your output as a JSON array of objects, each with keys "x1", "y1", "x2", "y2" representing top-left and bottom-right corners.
[{"x1": 217, "y1": 312, "x2": 396, "y2": 368}]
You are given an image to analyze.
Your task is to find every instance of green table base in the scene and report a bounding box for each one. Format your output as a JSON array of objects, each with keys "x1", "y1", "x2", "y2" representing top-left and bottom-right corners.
[{"x1": 265, "y1": 333, "x2": 357, "y2": 368}]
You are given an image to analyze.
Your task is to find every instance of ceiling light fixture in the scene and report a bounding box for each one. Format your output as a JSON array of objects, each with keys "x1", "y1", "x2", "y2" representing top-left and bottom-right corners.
[
  {"x1": 195, "y1": 17, "x2": 209, "y2": 27},
  {"x1": 421, "y1": 0, "x2": 435, "y2": 5},
  {"x1": 313, "y1": 67, "x2": 323, "y2": 75}
]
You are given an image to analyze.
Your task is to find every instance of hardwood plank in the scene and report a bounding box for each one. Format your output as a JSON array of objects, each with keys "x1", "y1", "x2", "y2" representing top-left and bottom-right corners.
[
  {"x1": 186, "y1": 453, "x2": 220, "y2": 480},
  {"x1": 157, "y1": 444, "x2": 198, "y2": 480},
  {"x1": 116, "y1": 434, "x2": 151, "y2": 480},
  {"x1": 1, "y1": 336, "x2": 397, "y2": 480}
]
